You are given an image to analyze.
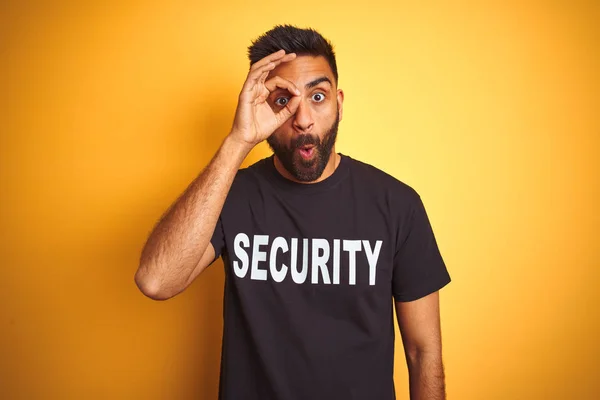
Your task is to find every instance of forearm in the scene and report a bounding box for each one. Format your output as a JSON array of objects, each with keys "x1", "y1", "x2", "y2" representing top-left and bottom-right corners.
[
  {"x1": 135, "y1": 133, "x2": 251, "y2": 298},
  {"x1": 407, "y1": 351, "x2": 446, "y2": 400}
]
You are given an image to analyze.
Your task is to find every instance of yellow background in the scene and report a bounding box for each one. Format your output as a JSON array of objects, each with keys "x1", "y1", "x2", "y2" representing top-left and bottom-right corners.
[{"x1": 1, "y1": 1, "x2": 598, "y2": 399}]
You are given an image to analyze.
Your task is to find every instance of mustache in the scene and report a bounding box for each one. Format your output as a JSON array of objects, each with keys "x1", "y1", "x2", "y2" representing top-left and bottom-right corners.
[{"x1": 291, "y1": 134, "x2": 320, "y2": 149}]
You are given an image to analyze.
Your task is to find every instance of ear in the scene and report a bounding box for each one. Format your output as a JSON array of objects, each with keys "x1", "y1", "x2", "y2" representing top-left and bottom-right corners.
[{"x1": 336, "y1": 88, "x2": 344, "y2": 121}]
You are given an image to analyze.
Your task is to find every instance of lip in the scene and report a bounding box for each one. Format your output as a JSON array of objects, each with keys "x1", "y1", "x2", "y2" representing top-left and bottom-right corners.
[{"x1": 298, "y1": 147, "x2": 315, "y2": 159}]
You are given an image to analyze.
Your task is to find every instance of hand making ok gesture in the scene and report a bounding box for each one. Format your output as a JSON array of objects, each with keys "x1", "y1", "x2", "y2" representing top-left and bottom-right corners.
[{"x1": 230, "y1": 49, "x2": 302, "y2": 148}]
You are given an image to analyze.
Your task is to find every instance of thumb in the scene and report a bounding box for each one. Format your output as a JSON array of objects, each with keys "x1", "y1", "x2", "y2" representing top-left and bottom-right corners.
[{"x1": 275, "y1": 95, "x2": 300, "y2": 126}]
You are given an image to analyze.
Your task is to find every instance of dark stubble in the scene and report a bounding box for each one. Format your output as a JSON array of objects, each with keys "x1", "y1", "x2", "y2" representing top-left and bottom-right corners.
[{"x1": 267, "y1": 114, "x2": 339, "y2": 182}]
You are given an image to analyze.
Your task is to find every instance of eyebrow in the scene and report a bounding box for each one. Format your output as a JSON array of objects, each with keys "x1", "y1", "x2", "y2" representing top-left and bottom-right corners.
[{"x1": 305, "y1": 76, "x2": 332, "y2": 90}]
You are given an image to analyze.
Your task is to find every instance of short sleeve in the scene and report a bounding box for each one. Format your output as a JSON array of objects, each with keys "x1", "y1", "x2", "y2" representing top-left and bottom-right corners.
[
  {"x1": 209, "y1": 215, "x2": 225, "y2": 264},
  {"x1": 392, "y1": 193, "x2": 451, "y2": 302}
]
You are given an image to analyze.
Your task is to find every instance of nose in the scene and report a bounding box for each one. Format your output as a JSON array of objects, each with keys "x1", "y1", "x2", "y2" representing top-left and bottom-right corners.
[{"x1": 292, "y1": 98, "x2": 314, "y2": 133}]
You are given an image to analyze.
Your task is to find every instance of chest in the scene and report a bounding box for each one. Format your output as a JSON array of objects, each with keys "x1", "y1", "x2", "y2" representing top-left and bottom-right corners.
[{"x1": 220, "y1": 186, "x2": 397, "y2": 295}]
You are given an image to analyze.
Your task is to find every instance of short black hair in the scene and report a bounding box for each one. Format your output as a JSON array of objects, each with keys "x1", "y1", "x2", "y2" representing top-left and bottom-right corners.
[{"x1": 248, "y1": 25, "x2": 339, "y2": 84}]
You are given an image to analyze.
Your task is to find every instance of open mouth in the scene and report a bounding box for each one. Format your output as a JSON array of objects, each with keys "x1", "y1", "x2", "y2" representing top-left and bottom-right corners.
[{"x1": 298, "y1": 145, "x2": 315, "y2": 159}]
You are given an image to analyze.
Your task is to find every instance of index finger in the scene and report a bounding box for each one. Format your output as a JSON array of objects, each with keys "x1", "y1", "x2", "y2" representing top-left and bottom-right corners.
[
  {"x1": 265, "y1": 76, "x2": 301, "y2": 95},
  {"x1": 250, "y1": 49, "x2": 295, "y2": 72}
]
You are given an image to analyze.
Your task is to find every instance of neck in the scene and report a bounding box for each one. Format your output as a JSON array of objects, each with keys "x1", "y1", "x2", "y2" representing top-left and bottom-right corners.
[{"x1": 273, "y1": 148, "x2": 340, "y2": 184}]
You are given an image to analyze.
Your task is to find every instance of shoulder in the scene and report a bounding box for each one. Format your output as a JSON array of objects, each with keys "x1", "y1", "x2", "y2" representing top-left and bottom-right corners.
[
  {"x1": 221, "y1": 156, "x2": 278, "y2": 202},
  {"x1": 230, "y1": 156, "x2": 271, "y2": 185},
  {"x1": 344, "y1": 154, "x2": 421, "y2": 202}
]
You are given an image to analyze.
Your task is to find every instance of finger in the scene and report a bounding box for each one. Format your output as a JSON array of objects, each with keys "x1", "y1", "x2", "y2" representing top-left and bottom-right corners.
[
  {"x1": 275, "y1": 95, "x2": 301, "y2": 126},
  {"x1": 243, "y1": 53, "x2": 298, "y2": 94},
  {"x1": 242, "y1": 61, "x2": 278, "y2": 91},
  {"x1": 258, "y1": 70, "x2": 269, "y2": 86},
  {"x1": 249, "y1": 50, "x2": 296, "y2": 73},
  {"x1": 248, "y1": 52, "x2": 296, "y2": 81},
  {"x1": 250, "y1": 49, "x2": 286, "y2": 72},
  {"x1": 280, "y1": 53, "x2": 297, "y2": 63},
  {"x1": 246, "y1": 53, "x2": 296, "y2": 84},
  {"x1": 264, "y1": 76, "x2": 301, "y2": 95}
]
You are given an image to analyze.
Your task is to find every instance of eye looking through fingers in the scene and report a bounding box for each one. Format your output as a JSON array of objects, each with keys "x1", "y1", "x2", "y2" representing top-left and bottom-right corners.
[
  {"x1": 264, "y1": 76, "x2": 301, "y2": 109},
  {"x1": 274, "y1": 96, "x2": 290, "y2": 107}
]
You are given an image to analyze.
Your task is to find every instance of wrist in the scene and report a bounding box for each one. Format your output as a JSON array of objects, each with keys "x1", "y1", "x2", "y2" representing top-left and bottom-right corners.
[{"x1": 223, "y1": 132, "x2": 255, "y2": 159}]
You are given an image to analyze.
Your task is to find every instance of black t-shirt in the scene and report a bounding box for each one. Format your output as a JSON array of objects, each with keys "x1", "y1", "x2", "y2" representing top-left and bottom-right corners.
[{"x1": 210, "y1": 153, "x2": 451, "y2": 400}]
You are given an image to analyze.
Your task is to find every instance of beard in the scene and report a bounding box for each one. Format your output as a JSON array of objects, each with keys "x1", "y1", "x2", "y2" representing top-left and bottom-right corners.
[{"x1": 267, "y1": 115, "x2": 340, "y2": 182}]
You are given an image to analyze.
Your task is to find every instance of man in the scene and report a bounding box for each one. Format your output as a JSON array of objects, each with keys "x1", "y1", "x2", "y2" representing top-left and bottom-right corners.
[{"x1": 135, "y1": 25, "x2": 451, "y2": 400}]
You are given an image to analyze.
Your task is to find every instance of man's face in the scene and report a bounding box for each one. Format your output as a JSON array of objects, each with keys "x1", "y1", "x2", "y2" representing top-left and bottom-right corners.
[{"x1": 266, "y1": 55, "x2": 344, "y2": 182}]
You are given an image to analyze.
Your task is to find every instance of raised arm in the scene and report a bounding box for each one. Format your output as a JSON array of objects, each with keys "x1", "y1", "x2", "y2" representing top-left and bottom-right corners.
[
  {"x1": 134, "y1": 49, "x2": 302, "y2": 300},
  {"x1": 395, "y1": 291, "x2": 446, "y2": 400}
]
